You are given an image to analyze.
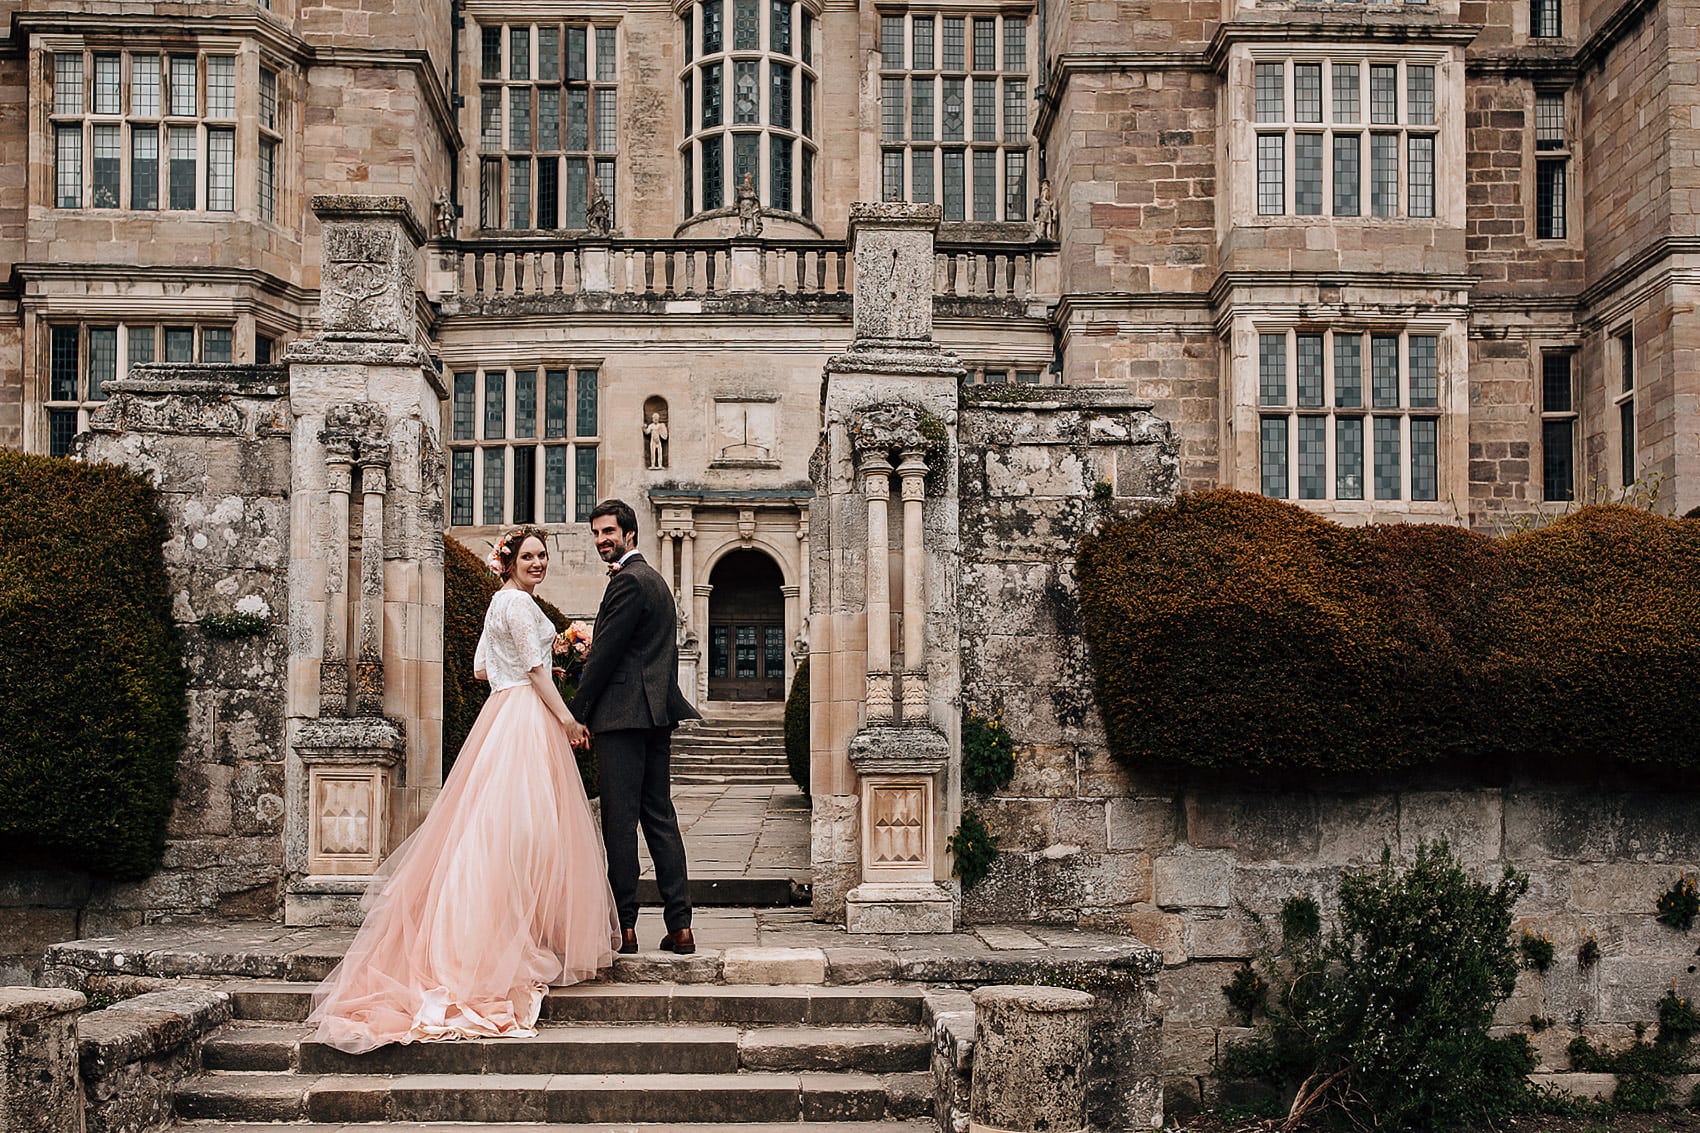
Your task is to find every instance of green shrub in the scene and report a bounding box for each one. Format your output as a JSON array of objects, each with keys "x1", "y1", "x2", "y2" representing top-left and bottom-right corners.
[
  {"x1": 1077, "y1": 490, "x2": 1700, "y2": 774},
  {"x1": 1520, "y1": 930, "x2": 1556, "y2": 972},
  {"x1": 197, "y1": 611, "x2": 270, "y2": 639},
  {"x1": 961, "y1": 706, "x2": 1015, "y2": 795},
  {"x1": 0, "y1": 452, "x2": 187, "y2": 878},
  {"x1": 442, "y1": 535, "x2": 596, "y2": 795},
  {"x1": 784, "y1": 658, "x2": 810, "y2": 797},
  {"x1": 1219, "y1": 840, "x2": 1533, "y2": 1130},
  {"x1": 1657, "y1": 872, "x2": 1699, "y2": 930},
  {"x1": 948, "y1": 810, "x2": 999, "y2": 890}
]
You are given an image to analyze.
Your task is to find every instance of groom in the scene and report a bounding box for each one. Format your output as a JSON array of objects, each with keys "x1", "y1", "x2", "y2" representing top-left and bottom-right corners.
[{"x1": 568, "y1": 498, "x2": 701, "y2": 955}]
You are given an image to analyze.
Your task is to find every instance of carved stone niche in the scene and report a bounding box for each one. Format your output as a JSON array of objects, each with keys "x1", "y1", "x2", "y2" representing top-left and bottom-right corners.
[
  {"x1": 846, "y1": 725, "x2": 954, "y2": 933},
  {"x1": 295, "y1": 716, "x2": 405, "y2": 877}
]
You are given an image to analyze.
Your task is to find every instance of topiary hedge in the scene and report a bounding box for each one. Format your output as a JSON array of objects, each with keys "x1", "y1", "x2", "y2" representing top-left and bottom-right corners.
[
  {"x1": 443, "y1": 535, "x2": 597, "y2": 795},
  {"x1": 1077, "y1": 490, "x2": 1700, "y2": 775},
  {"x1": 784, "y1": 658, "x2": 809, "y2": 796},
  {"x1": 0, "y1": 452, "x2": 187, "y2": 878}
]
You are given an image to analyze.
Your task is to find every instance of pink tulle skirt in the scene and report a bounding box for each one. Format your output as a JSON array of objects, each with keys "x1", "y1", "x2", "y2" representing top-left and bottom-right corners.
[{"x1": 308, "y1": 685, "x2": 620, "y2": 1054}]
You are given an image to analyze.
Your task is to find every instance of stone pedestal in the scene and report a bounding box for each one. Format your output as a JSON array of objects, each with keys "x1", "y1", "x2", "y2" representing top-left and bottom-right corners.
[
  {"x1": 0, "y1": 987, "x2": 86, "y2": 1133},
  {"x1": 283, "y1": 195, "x2": 445, "y2": 925},
  {"x1": 844, "y1": 726, "x2": 953, "y2": 933},
  {"x1": 580, "y1": 240, "x2": 612, "y2": 291},
  {"x1": 969, "y1": 985, "x2": 1095, "y2": 1133},
  {"x1": 729, "y1": 239, "x2": 763, "y2": 292}
]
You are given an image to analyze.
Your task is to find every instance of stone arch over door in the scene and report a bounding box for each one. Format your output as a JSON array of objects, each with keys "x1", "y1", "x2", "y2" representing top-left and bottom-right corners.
[{"x1": 705, "y1": 548, "x2": 787, "y2": 702}]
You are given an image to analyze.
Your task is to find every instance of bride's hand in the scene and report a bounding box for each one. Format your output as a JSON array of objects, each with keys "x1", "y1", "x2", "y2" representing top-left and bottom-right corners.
[{"x1": 563, "y1": 716, "x2": 590, "y2": 749}]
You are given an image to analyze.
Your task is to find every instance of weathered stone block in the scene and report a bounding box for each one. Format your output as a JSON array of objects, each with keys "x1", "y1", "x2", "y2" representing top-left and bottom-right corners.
[
  {"x1": 1153, "y1": 851, "x2": 1232, "y2": 909},
  {"x1": 0, "y1": 987, "x2": 86, "y2": 1133},
  {"x1": 1397, "y1": 790, "x2": 1504, "y2": 861},
  {"x1": 1184, "y1": 792, "x2": 1321, "y2": 861},
  {"x1": 721, "y1": 946, "x2": 828, "y2": 984},
  {"x1": 971, "y1": 985, "x2": 1095, "y2": 1133}
]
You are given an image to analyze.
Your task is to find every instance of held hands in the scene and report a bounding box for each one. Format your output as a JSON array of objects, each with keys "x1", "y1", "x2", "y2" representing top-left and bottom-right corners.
[{"x1": 562, "y1": 715, "x2": 591, "y2": 750}]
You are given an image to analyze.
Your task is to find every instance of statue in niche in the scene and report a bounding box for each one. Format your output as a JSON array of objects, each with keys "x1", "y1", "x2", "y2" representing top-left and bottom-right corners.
[
  {"x1": 1032, "y1": 179, "x2": 1059, "y2": 243},
  {"x1": 736, "y1": 172, "x2": 763, "y2": 237},
  {"x1": 644, "y1": 411, "x2": 670, "y2": 469},
  {"x1": 434, "y1": 189, "x2": 456, "y2": 239},
  {"x1": 586, "y1": 182, "x2": 613, "y2": 237}
]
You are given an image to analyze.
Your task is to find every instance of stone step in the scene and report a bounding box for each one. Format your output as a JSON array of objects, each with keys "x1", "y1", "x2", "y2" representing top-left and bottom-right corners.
[
  {"x1": 203, "y1": 1022, "x2": 930, "y2": 1076},
  {"x1": 675, "y1": 774, "x2": 795, "y2": 786},
  {"x1": 176, "y1": 1069, "x2": 937, "y2": 1124},
  {"x1": 637, "y1": 877, "x2": 808, "y2": 906},
  {"x1": 176, "y1": 1123, "x2": 936, "y2": 1133},
  {"x1": 223, "y1": 982, "x2": 927, "y2": 1027}
]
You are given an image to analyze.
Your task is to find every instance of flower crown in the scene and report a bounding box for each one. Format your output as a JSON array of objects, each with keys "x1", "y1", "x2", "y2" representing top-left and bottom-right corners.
[{"x1": 487, "y1": 526, "x2": 545, "y2": 576}]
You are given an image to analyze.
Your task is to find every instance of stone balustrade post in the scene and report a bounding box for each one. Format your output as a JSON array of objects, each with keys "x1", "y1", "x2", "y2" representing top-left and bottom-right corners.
[
  {"x1": 969, "y1": 986, "x2": 1095, "y2": 1133},
  {"x1": 0, "y1": 987, "x2": 86, "y2": 1133},
  {"x1": 897, "y1": 447, "x2": 928, "y2": 720},
  {"x1": 860, "y1": 450, "x2": 895, "y2": 724}
]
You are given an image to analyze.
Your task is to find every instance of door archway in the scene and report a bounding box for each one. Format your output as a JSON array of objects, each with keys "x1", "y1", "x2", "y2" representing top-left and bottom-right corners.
[{"x1": 707, "y1": 549, "x2": 785, "y2": 701}]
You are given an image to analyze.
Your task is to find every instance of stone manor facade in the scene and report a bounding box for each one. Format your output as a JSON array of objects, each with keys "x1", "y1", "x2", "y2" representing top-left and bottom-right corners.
[{"x1": 2, "y1": 0, "x2": 1697, "y2": 699}]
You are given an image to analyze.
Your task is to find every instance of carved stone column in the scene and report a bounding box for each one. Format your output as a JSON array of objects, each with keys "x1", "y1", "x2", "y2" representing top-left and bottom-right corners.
[
  {"x1": 680, "y1": 529, "x2": 697, "y2": 624},
  {"x1": 354, "y1": 442, "x2": 390, "y2": 717},
  {"x1": 659, "y1": 530, "x2": 676, "y2": 597},
  {"x1": 897, "y1": 447, "x2": 928, "y2": 720},
  {"x1": 320, "y1": 436, "x2": 355, "y2": 716},
  {"x1": 860, "y1": 450, "x2": 895, "y2": 725}
]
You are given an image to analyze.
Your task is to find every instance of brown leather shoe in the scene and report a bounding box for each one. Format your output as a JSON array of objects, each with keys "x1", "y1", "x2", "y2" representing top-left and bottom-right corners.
[
  {"x1": 618, "y1": 928, "x2": 639, "y2": 955},
  {"x1": 659, "y1": 927, "x2": 696, "y2": 955}
]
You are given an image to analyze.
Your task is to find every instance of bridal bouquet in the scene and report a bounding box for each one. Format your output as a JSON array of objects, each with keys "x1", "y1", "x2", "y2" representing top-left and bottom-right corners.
[{"x1": 552, "y1": 620, "x2": 594, "y2": 684}]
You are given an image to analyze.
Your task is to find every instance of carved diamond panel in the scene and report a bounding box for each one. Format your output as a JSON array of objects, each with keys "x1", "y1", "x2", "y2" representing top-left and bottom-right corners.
[
  {"x1": 863, "y1": 777, "x2": 934, "y2": 880},
  {"x1": 309, "y1": 769, "x2": 390, "y2": 874}
]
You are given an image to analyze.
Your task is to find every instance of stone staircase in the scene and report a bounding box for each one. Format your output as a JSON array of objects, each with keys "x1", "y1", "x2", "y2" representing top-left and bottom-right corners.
[
  {"x1": 172, "y1": 979, "x2": 938, "y2": 1129},
  {"x1": 673, "y1": 715, "x2": 791, "y2": 785}
]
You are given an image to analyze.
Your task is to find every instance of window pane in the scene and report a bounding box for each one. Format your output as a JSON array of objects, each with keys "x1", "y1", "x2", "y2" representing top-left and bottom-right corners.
[
  {"x1": 1004, "y1": 80, "x2": 1027, "y2": 141},
  {"x1": 596, "y1": 27, "x2": 618, "y2": 79},
  {"x1": 207, "y1": 127, "x2": 234, "y2": 211},
  {"x1": 1004, "y1": 150, "x2": 1026, "y2": 221},
  {"x1": 1370, "y1": 65, "x2": 1396, "y2": 124},
  {"x1": 1296, "y1": 334, "x2": 1323, "y2": 406},
  {"x1": 596, "y1": 88, "x2": 617, "y2": 150},
  {"x1": 543, "y1": 370, "x2": 569, "y2": 438},
  {"x1": 1411, "y1": 418, "x2": 1438, "y2": 501},
  {"x1": 972, "y1": 149, "x2": 995, "y2": 220},
  {"x1": 1332, "y1": 63, "x2": 1359, "y2": 122},
  {"x1": 913, "y1": 16, "x2": 935, "y2": 69},
  {"x1": 710, "y1": 626, "x2": 728, "y2": 677},
  {"x1": 1336, "y1": 416, "x2": 1364, "y2": 499},
  {"x1": 1542, "y1": 418, "x2": 1575, "y2": 502},
  {"x1": 943, "y1": 17, "x2": 964, "y2": 69},
  {"x1": 943, "y1": 149, "x2": 965, "y2": 220},
  {"x1": 771, "y1": 64, "x2": 791, "y2": 129},
  {"x1": 1294, "y1": 63, "x2": 1321, "y2": 123},
  {"x1": 128, "y1": 326, "x2": 155, "y2": 368},
  {"x1": 1257, "y1": 135, "x2": 1284, "y2": 215},
  {"x1": 544, "y1": 445, "x2": 568, "y2": 523},
  {"x1": 55, "y1": 53, "x2": 83, "y2": 115},
  {"x1": 168, "y1": 125, "x2": 196, "y2": 209},
  {"x1": 1536, "y1": 160, "x2": 1566, "y2": 238},
  {"x1": 485, "y1": 370, "x2": 507, "y2": 439},
  {"x1": 881, "y1": 77, "x2": 904, "y2": 141},
  {"x1": 482, "y1": 446, "x2": 505, "y2": 525},
  {"x1": 733, "y1": 133, "x2": 759, "y2": 196},
  {"x1": 451, "y1": 450, "x2": 474, "y2": 526},
  {"x1": 1371, "y1": 133, "x2": 1398, "y2": 217},
  {"x1": 596, "y1": 159, "x2": 615, "y2": 208},
  {"x1": 734, "y1": 0, "x2": 759, "y2": 49},
  {"x1": 912, "y1": 77, "x2": 934, "y2": 141},
  {"x1": 165, "y1": 326, "x2": 194, "y2": 362},
  {"x1": 1004, "y1": 17, "x2": 1026, "y2": 71},
  {"x1": 539, "y1": 89, "x2": 560, "y2": 150},
  {"x1": 453, "y1": 372, "x2": 476, "y2": 440},
  {"x1": 91, "y1": 125, "x2": 119, "y2": 207},
  {"x1": 510, "y1": 87, "x2": 531, "y2": 148},
  {"x1": 567, "y1": 26, "x2": 587, "y2": 81},
  {"x1": 1334, "y1": 334, "x2": 1362, "y2": 407},
  {"x1": 576, "y1": 368, "x2": 599, "y2": 436},
  {"x1": 1620, "y1": 332, "x2": 1634, "y2": 391},
  {"x1": 943, "y1": 79, "x2": 964, "y2": 140},
  {"x1": 765, "y1": 625, "x2": 785, "y2": 678},
  {"x1": 702, "y1": 62, "x2": 722, "y2": 129},
  {"x1": 1408, "y1": 135, "x2": 1435, "y2": 217},
  {"x1": 1373, "y1": 417, "x2": 1401, "y2": 499},
  {"x1": 93, "y1": 54, "x2": 120, "y2": 114},
  {"x1": 1255, "y1": 62, "x2": 1283, "y2": 122},
  {"x1": 132, "y1": 55, "x2": 161, "y2": 116},
  {"x1": 701, "y1": 132, "x2": 723, "y2": 209},
  {"x1": 1541, "y1": 352, "x2": 1573, "y2": 413},
  {"x1": 912, "y1": 148, "x2": 934, "y2": 204},
  {"x1": 259, "y1": 138, "x2": 277, "y2": 222},
  {"x1": 1535, "y1": 93, "x2": 1565, "y2": 148},
  {"x1": 973, "y1": 80, "x2": 995, "y2": 141},
  {"x1": 202, "y1": 327, "x2": 231, "y2": 363},
  {"x1": 481, "y1": 92, "x2": 501, "y2": 149},
  {"x1": 574, "y1": 446, "x2": 598, "y2": 521},
  {"x1": 1332, "y1": 134, "x2": 1359, "y2": 217},
  {"x1": 880, "y1": 15, "x2": 904, "y2": 68},
  {"x1": 771, "y1": 133, "x2": 792, "y2": 211},
  {"x1": 1407, "y1": 66, "x2": 1434, "y2": 125},
  {"x1": 131, "y1": 125, "x2": 159, "y2": 210},
  {"x1": 1294, "y1": 134, "x2": 1322, "y2": 215},
  {"x1": 1259, "y1": 333, "x2": 1286, "y2": 405},
  {"x1": 482, "y1": 27, "x2": 502, "y2": 79},
  {"x1": 515, "y1": 371, "x2": 537, "y2": 438},
  {"x1": 973, "y1": 18, "x2": 995, "y2": 70},
  {"x1": 1298, "y1": 417, "x2": 1326, "y2": 499},
  {"x1": 772, "y1": 0, "x2": 792, "y2": 54},
  {"x1": 512, "y1": 446, "x2": 536, "y2": 524},
  {"x1": 51, "y1": 326, "x2": 80, "y2": 401},
  {"x1": 1371, "y1": 335, "x2": 1399, "y2": 407},
  {"x1": 704, "y1": 0, "x2": 723, "y2": 53},
  {"x1": 1260, "y1": 416, "x2": 1289, "y2": 498},
  {"x1": 802, "y1": 75, "x2": 813, "y2": 138},
  {"x1": 55, "y1": 126, "x2": 81, "y2": 208},
  {"x1": 567, "y1": 88, "x2": 589, "y2": 150},
  {"x1": 49, "y1": 409, "x2": 78, "y2": 458},
  {"x1": 1409, "y1": 336, "x2": 1439, "y2": 407},
  {"x1": 170, "y1": 55, "x2": 197, "y2": 116},
  {"x1": 539, "y1": 27, "x2": 560, "y2": 80},
  {"x1": 207, "y1": 57, "x2": 235, "y2": 117},
  {"x1": 508, "y1": 157, "x2": 530, "y2": 227},
  {"x1": 1620, "y1": 398, "x2": 1635, "y2": 485},
  {"x1": 1532, "y1": 0, "x2": 1561, "y2": 37},
  {"x1": 734, "y1": 60, "x2": 760, "y2": 124},
  {"x1": 536, "y1": 156, "x2": 558, "y2": 228}
]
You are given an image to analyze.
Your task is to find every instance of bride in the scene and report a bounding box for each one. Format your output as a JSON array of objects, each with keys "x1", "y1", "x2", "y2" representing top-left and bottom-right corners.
[{"x1": 309, "y1": 525, "x2": 620, "y2": 1054}]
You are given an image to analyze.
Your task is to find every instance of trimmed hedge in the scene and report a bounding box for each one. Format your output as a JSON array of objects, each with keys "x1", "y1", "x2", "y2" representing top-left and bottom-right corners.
[
  {"x1": 443, "y1": 535, "x2": 597, "y2": 795},
  {"x1": 784, "y1": 659, "x2": 809, "y2": 796},
  {"x1": 0, "y1": 452, "x2": 187, "y2": 878},
  {"x1": 1077, "y1": 490, "x2": 1700, "y2": 774}
]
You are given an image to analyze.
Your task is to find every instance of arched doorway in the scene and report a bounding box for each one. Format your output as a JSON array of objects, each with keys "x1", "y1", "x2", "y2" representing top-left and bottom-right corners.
[{"x1": 707, "y1": 549, "x2": 785, "y2": 701}]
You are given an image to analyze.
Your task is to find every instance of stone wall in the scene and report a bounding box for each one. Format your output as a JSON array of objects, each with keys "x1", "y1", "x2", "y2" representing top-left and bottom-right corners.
[
  {"x1": 957, "y1": 391, "x2": 1700, "y2": 1111},
  {"x1": 0, "y1": 366, "x2": 291, "y2": 984}
]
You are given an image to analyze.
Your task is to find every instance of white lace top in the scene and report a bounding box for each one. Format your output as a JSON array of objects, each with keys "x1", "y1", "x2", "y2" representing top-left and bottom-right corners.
[{"x1": 472, "y1": 588, "x2": 557, "y2": 692}]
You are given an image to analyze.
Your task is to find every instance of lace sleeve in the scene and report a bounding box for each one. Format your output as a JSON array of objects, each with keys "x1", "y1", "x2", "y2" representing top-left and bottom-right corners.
[{"x1": 490, "y1": 591, "x2": 551, "y2": 675}]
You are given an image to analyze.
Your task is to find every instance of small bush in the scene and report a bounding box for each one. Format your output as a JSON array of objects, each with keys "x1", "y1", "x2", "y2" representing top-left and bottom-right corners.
[
  {"x1": 0, "y1": 452, "x2": 188, "y2": 878},
  {"x1": 784, "y1": 658, "x2": 810, "y2": 797},
  {"x1": 1218, "y1": 840, "x2": 1533, "y2": 1130},
  {"x1": 197, "y1": 611, "x2": 270, "y2": 639},
  {"x1": 948, "y1": 810, "x2": 999, "y2": 890},
  {"x1": 1521, "y1": 930, "x2": 1556, "y2": 972},
  {"x1": 1657, "y1": 986, "x2": 1700, "y2": 1046},
  {"x1": 961, "y1": 706, "x2": 1015, "y2": 796},
  {"x1": 1279, "y1": 892, "x2": 1321, "y2": 942},
  {"x1": 1578, "y1": 931, "x2": 1601, "y2": 969},
  {"x1": 1222, "y1": 965, "x2": 1266, "y2": 1023},
  {"x1": 1657, "y1": 872, "x2": 1699, "y2": 930},
  {"x1": 443, "y1": 535, "x2": 595, "y2": 795}
]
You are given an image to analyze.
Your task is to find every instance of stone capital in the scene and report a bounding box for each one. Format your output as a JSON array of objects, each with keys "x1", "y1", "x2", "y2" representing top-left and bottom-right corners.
[
  {"x1": 849, "y1": 724, "x2": 950, "y2": 775},
  {"x1": 849, "y1": 402, "x2": 928, "y2": 461}
]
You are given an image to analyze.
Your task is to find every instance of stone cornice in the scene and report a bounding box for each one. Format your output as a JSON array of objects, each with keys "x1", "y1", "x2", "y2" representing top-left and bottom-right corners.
[
  {"x1": 1577, "y1": 236, "x2": 1700, "y2": 312},
  {"x1": 1576, "y1": 0, "x2": 1661, "y2": 71},
  {"x1": 12, "y1": 263, "x2": 314, "y2": 306},
  {"x1": 1203, "y1": 20, "x2": 1480, "y2": 71},
  {"x1": 1207, "y1": 269, "x2": 1478, "y2": 308}
]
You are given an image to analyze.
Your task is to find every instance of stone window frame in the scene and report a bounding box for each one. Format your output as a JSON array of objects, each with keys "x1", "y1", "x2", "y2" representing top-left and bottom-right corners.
[
  {"x1": 1611, "y1": 324, "x2": 1636, "y2": 490},
  {"x1": 39, "y1": 317, "x2": 236, "y2": 456},
  {"x1": 678, "y1": 0, "x2": 820, "y2": 221},
  {"x1": 872, "y1": 6, "x2": 1034, "y2": 223},
  {"x1": 964, "y1": 360, "x2": 1048, "y2": 385},
  {"x1": 446, "y1": 363, "x2": 603, "y2": 529},
  {"x1": 1530, "y1": 85, "x2": 1575, "y2": 244},
  {"x1": 1231, "y1": 316, "x2": 1467, "y2": 518},
  {"x1": 46, "y1": 42, "x2": 250, "y2": 214},
  {"x1": 1230, "y1": 46, "x2": 1457, "y2": 228},
  {"x1": 476, "y1": 20, "x2": 620, "y2": 232},
  {"x1": 1537, "y1": 344, "x2": 1579, "y2": 503}
]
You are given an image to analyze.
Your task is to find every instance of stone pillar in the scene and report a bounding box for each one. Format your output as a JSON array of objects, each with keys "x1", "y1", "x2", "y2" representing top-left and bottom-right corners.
[
  {"x1": 861, "y1": 450, "x2": 895, "y2": 725},
  {"x1": 969, "y1": 986, "x2": 1095, "y2": 1133},
  {"x1": 897, "y1": 447, "x2": 928, "y2": 720},
  {"x1": 0, "y1": 987, "x2": 86, "y2": 1133},
  {"x1": 284, "y1": 195, "x2": 446, "y2": 925},
  {"x1": 781, "y1": 583, "x2": 801, "y2": 686},
  {"x1": 815, "y1": 202, "x2": 965, "y2": 930},
  {"x1": 659, "y1": 530, "x2": 676, "y2": 596},
  {"x1": 680, "y1": 529, "x2": 697, "y2": 623}
]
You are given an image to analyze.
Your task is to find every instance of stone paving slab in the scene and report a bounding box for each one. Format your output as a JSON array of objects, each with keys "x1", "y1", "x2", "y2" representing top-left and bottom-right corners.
[{"x1": 638, "y1": 785, "x2": 810, "y2": 882}]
